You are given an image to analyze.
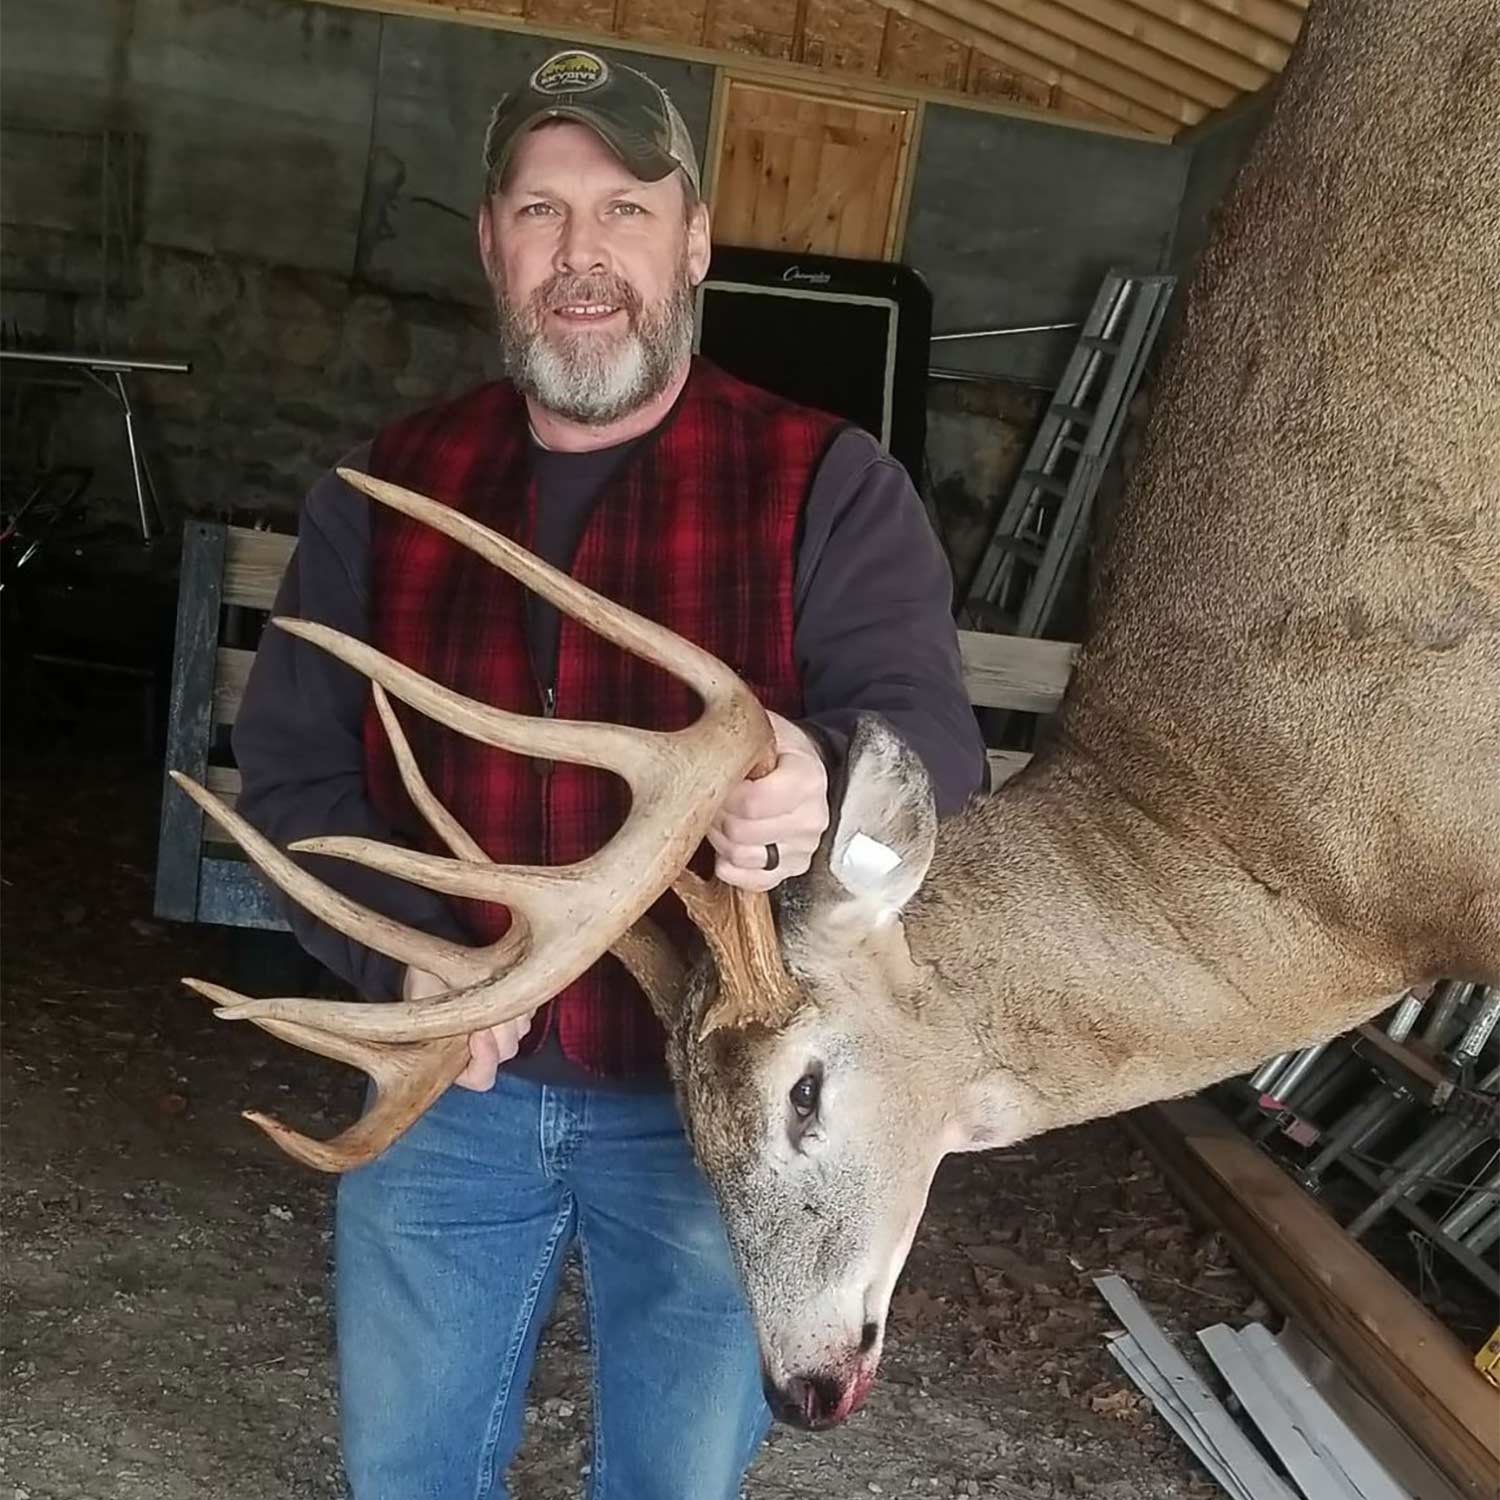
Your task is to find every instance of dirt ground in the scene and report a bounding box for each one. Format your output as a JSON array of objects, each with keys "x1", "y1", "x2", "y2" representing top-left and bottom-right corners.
[{"x1": 2, "y1": 721, "x2": 1269, "y2": 1500}]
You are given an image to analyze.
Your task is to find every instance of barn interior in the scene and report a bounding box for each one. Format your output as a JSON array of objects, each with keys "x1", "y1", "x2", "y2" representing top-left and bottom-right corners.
[{"x1": 2, "y1": 2, "x2": 1496, "y2": 1497}]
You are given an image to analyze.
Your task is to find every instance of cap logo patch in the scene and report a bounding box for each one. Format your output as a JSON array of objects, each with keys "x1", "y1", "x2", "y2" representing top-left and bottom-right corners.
[{"x1": 531, "y1": 51, "x2": 609, "y2": 95}]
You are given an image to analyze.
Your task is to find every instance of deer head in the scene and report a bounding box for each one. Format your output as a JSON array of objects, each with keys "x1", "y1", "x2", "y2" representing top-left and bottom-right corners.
[{"x1": 658, "y1": 715, "x2": 1001, "y2": 1428}]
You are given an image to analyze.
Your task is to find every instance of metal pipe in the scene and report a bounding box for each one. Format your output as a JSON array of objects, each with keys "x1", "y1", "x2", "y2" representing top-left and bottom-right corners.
[
  {"x1": 0, "y1": 349, "x2": 190, "y2": 374},
  {"x1": 1385, "y1": 990, "x2": 1427, "y2": 1043},
  {"x1": 1345, "y1": 1116, "x2": 1479, "y2": 1237},
  {"x1": 1455, "y1": 986, "x2": 1500, "y2": 1063},
  {"x1": 930, "y1": 321, "x2": 1081, "y2": 342},
  {"x1": 1439, "y1": 1164, "x2": 1500, "y2": 1238},
  {"x1": 1300, "y1": 1088, "x2": 1412, "y2": 1189},
  {"x1": 1462, "y1": 1204, "x2": 1500, "y2": 1255},
  {"x1": 1262, "y1": 1043, "x2": 1330, "y2": 1106},
  {"x1": 1249, "y1": 1052, "x2": 1293, "y2": 1093},
  {"x1": 1422, "y1": 979, "x2": 1472, "y2": 1047}
]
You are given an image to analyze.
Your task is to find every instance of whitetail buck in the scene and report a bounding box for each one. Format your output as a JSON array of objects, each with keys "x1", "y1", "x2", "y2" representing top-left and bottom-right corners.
[{"x1": 169, "y1": 0, "x2": 1497, "y2": 1433}]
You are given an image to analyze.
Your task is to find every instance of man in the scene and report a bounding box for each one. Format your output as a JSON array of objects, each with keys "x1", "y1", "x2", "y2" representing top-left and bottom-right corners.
[{"x1": 234, "y1": 47, "x2": 985, "y2": 1500}]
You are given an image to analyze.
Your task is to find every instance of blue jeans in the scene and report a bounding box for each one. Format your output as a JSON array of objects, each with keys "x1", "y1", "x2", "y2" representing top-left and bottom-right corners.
[{"x1": 334, "y1": 1072, "x2": 770, "y2": 1499}]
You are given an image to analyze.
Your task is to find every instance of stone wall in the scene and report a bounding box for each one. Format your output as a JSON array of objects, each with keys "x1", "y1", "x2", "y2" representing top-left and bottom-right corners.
[{"x1": 0, "y1": 0, "x2": 1260, "y2": 603}]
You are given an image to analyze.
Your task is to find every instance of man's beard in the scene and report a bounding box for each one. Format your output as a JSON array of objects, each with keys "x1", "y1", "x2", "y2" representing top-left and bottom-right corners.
[{"x1": 494, "y1": 256, "x2": 696, "y2": 427}]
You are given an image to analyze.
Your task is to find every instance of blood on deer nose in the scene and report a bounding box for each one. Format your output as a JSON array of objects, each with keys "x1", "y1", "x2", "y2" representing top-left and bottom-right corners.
[{"x1": 762, "y1": 1372, "x2": 847, "y2": 1430}]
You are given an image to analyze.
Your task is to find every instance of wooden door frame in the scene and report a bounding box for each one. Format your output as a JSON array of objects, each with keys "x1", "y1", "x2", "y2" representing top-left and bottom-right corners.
[{"x1": 702, "y1": 66, "x2": 925, "y2": 262}]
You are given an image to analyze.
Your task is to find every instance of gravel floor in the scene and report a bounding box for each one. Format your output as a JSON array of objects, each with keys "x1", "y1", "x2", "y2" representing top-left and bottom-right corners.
[{"x1": 3, "y1": 737, "x2": 1261, "y2": 1500}]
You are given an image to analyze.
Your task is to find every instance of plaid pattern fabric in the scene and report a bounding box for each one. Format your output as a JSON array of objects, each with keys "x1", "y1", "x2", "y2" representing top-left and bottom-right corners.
[{"x1": 362, "y1": 359, "x2": 843, "y2": 1075}]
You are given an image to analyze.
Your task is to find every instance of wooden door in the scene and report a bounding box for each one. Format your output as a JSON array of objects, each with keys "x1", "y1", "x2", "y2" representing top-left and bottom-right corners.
[{"x1": 706, "y1": 75, "x2": 920, "y2": 259}]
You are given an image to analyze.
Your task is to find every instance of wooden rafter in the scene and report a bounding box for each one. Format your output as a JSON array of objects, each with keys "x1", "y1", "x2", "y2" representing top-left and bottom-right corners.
[{"x1": 315, "y1": 0, "x2": 1307, "y2": 139}]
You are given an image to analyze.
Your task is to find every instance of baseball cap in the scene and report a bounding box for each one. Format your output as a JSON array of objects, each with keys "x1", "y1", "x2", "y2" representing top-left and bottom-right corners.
[{"x1": 483, "y1": 49, "x2": 701, "y2": 197}]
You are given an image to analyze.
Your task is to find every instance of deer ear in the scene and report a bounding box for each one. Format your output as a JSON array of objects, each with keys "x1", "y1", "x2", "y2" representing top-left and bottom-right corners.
[{"x1": 813, "y1": 714, "x2": 938, "y2": 930}]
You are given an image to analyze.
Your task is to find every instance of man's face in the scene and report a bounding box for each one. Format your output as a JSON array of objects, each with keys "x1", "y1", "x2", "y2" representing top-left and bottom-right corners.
[{"x1": 478, "y1": 120, "x2": 711, "y2": 426}]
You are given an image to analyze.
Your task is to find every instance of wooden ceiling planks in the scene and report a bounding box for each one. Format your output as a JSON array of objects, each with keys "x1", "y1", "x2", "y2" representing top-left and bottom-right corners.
[{"x1": 321, "y1": 0, "x2": 1309, "y2": 137}]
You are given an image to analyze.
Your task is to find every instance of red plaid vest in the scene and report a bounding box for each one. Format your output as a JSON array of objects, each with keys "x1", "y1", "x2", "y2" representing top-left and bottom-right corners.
[{"x1": 362, "y1": 359, "x2": 842, "y2": 1075}]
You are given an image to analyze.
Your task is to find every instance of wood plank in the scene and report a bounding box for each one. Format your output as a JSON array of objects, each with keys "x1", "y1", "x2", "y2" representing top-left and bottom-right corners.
[
  {"x1": 986, "y1": 747, "x2": 1033, "y2": 787},
  {"x1": 321, "y1": 0, "x2": 1171, "y2": 142},
  {"x1": 880, "y1": 6, "x2": 969, "y2": 89},
  {"x1": 959, "y1": 630, "x2": 1078, "y2": 712},
  {"x1": 1115, "y1": 0, "x2": 1293, "y2": 72},
  {"x1": 705, "y1": 0, "x2": 800, "y2": 59},
  {"x1": 155, "y1": 521, "x2": 227, "y2": 923},
  {"x1": 620, "y1": 0, "x2": 711, "y2": 45},
  {"x1": 1045, "y1": 0, "x2": 1277, "y2": 90},
  {"x1": 969, "y1": 49, "x2": 1057, "y2": 111},
  {"x1": 886, "y1": 0, "x2": 1187, "y2": 132},
  {"x1": 213, "y1": 646, "x2": 255, "y2": 728},
  {"x1": 802, "y1": 0, "x2": 888, "y2": 74},
  {"x1": 223, "y1": 526, "x2": 296, "y2": 610},
  {"x1": 197, "y1": 857, "x2": 291, "y2": 931},
  {"x1": 524, "y1": 0, "x2": 617, "y2": 35},
  {"x1": 201, "y1": 766, "x2": 243, "y2": 846},
  {"x1": 1130, "y1": 1097, "x2": 1500, "y2": 1500},
  {"x1": 1196, "y1": 0, "x2": 1306, "y2": 46},
  {"x1": 958, "y1": 0, "x2": 1239, "y2": 109}
]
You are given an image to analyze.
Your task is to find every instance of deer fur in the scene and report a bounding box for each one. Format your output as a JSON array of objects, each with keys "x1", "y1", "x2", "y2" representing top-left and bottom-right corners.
[{"x1": 653, "y1": 0, "x2": 1500, "y2": 1430}]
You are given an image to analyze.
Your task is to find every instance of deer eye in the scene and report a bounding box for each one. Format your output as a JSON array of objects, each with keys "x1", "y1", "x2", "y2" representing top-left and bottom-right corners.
[{"x1": 789, "y1": 1073, "x2": 820, "y2": 1119}]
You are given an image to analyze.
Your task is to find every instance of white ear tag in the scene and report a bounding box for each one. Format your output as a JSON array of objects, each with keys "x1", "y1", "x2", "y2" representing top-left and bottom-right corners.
[{"x1": 841, "y1": 832, "x2": 902, "y2": 881}]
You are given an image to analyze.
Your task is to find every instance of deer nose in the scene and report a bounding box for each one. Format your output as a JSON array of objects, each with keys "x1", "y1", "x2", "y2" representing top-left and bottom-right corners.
[{"x1": 762, "y1": 1372, "x2": 846, "y2": 1430}]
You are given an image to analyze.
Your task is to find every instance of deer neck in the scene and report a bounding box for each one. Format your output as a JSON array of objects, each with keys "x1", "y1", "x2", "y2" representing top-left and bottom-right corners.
[{"x1": 903, "y1": 750, "x2": 1405, "y2": 1148}]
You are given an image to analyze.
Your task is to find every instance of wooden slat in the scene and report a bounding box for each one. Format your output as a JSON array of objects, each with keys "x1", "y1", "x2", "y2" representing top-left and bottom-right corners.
[
  {"x1": 959, "y1": 630, "x2": 1078, "y2": 712},
  {"x1": 197, "y1": 857, "x2": 290, "y2": 931},
  {"x1": 322, "y1": 0, "x2": 1173, "y2": 141},
  {"x1": 986, "y1": 747, "x2": 1033, "y2": 787},
  {"x1": 889, "y1": 0, "x2": 1188, "y2": 131},
  {"x1": 155, "y1": 520, "x2": 227, "y2": 923},
  {"x1": 213, "y1": 647, "x2": 255, "y2": 727},
  {"x1": 1130, "y1": 1098, "x2": 1500, "y2": 1500},
  {"x1": 1044, "y1": 0, "x2": 1277, "y2": 90},
  {"x1": 1195, "y1": 0, "x2": 1305, "y2": 42},
  {"x1": 201, "y1": 766, "x2": 243, "y2": 848},
  {"x1": 966, "y1": 0, "x2": 1239, "y2": 108},
  {"x1": 1112, "y1": 0, "x2": 1293, "y2": 72},
  {"x1": 223, "y1": 526, "x2": 296, "y2": 610}
]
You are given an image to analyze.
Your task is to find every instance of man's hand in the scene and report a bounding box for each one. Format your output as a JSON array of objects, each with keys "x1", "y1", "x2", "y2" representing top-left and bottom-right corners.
[
  {"x1": 708, "y1": 713, "x2": 830, "y2": 892},
  {"x1": 403, "y1": 967, "x2": 536, "y2": 1092}
]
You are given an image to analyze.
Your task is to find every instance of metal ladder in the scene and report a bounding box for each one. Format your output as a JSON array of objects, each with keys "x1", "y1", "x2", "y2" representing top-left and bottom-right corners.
[{"x1": 961, "y1": 269, "x2": 1176, "y2": 637}]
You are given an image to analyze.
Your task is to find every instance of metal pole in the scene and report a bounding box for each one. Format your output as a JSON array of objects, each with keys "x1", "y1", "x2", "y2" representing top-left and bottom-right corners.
[
  {"x1": 1385, "y1": 990, "x2": 1427, "y2": 1043},
  {"x1": 1346, "y1": 1116, "x2": 1495, "y2": 1238},
  {"x1": 1454, "y1": 987, "x2": 1500, "y2": 1064},
  {"x1": 1422, "y1": 980, "x2": 1472, "y2": 1047},
  {"x1": 1462, "y1": 1204, "x2": 1500, "y2": 1255},
  {"x1": 113, "y1": 369, "x2": 158, "y2": 541},
  {"x1": 1249, "y1": 1053, "x2": 1293, "y2": 1093},
  {"x1": 1439, "y1": 1164, "x2": 1500, "y2": 1239},
  {"x1": 1261, "y1": 1043, "x2": 1330, "y2": 1107}
]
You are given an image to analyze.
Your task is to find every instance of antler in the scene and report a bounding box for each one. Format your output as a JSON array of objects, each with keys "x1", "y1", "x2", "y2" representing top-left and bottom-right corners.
[{"x1": 170, "y1": 467, "x2": 782, "y2": 1170}]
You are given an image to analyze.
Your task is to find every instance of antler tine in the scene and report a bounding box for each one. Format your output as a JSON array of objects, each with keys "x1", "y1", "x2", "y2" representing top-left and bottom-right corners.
[
  {"x1": 274, "y1": 618, "x2": 662, "y2": 776},
  {"x1": 183, "y1": 978, "x2": 471, "y2": 1173},
  {"x1": 371, "y1": 681, "x2": 487, "y2": 862},
  {"x1": 180, "y1": 686, "x2": 686, "y2": 1175},
  {"x1": 169, "y1": 771, "x2": 493, "y2": 991},
  {"x1": 189, "y1": 471, "x2": 775, "y2": 1044},
  {"x1": 337, "y1": 468, "x2": 743, "y2": 706}
]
